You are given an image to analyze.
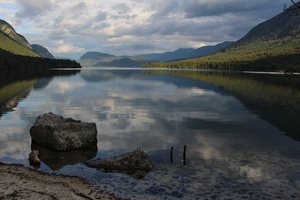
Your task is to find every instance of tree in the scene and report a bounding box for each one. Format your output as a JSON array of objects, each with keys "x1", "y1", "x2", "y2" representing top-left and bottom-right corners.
[{"x1": 284, "y1": 0, "x2": 300, "y2": 15}]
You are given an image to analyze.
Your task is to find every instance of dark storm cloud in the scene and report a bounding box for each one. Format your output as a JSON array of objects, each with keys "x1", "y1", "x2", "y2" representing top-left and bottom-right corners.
[{"x1": 181, "y1": 0, "x2": 284, "y2": 18}]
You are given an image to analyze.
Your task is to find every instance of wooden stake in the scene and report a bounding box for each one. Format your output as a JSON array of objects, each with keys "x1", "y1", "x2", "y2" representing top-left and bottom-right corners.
[
  {"x1": 183, "y1": 145, "x2": 187, "y2": 165},
  {"x1": 170, "y1": 146, "x2": 173, "y2": 163}
]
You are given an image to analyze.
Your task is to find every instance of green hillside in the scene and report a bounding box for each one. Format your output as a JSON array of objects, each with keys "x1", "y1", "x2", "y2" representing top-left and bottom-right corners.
[
  {"x1": 143, "y1": 5, "x2": 300, "y2": 72},
  {"x1": 0, "y1": 31, "x2": 40, "y2": 57}
]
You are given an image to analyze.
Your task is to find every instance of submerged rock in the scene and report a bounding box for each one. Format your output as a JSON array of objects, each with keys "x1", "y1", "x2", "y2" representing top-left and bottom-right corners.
[
  {"x1": 30, "y1": 112, "x2": 97, "y2": 151},
  {"x1": 84, "y1": 148, "x2": 154, "y2": 179}
]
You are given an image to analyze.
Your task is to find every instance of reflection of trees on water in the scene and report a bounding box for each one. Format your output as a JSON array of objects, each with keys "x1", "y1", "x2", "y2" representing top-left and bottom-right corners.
[
  {"x1": 0, "y1": 69, "x2": 79, "y2": 118},
  {"x1": 0, "y1": 80, "x2": 35, "y2": 118},
  {"x1": 149, "y1": 70, "x2": 300, "y2": 141}
]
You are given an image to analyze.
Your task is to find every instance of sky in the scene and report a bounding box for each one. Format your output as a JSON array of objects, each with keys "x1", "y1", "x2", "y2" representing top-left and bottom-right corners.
[{"x1": 0, "y1": 0, "x2": 292, "y2": 59}]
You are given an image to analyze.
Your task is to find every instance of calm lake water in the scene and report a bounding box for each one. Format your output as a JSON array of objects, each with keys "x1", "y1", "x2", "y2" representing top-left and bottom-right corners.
[{"x1": 1, "y1": 68, "x2": 300, "y2": 199}]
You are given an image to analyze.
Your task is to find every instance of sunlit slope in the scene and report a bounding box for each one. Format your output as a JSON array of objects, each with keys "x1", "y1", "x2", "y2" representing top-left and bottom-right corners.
[{"x1": 0, "y1": 31, "x2": 40, "y2": 57}]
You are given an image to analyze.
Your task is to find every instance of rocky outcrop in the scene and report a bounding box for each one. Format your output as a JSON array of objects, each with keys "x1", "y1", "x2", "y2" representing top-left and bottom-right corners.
[
  {"x1": 30, "y1": 112, "x2": 97, "y2": 151},
  {"x1": 84, "y1": 148, "x2": 154, "y2": 179}
]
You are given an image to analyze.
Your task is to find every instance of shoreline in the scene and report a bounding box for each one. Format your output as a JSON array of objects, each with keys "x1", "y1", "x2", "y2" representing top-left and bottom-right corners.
[{"x1": 0, "y1": 162, "x2": 123, "y2": 199}]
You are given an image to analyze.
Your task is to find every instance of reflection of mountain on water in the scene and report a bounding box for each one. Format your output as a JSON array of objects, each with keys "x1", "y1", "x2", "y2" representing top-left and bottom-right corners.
[
  {"x1": 80, "y1": 69, "x2": 146, "y2": 82},
  {"x1": 151, "y1": 70, "x2": 300, "y2": 141},
  {"x1": 33, "y1": 78, "x2": 53, "y2": 90},
  {"x1": 80, "y1": 69, "x2": 226, "y2": 94}
]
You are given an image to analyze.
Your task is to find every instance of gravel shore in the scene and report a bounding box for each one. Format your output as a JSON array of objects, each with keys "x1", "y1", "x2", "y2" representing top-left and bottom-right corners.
[{"x1": 0, "y1": 162, "x2": 122, "y2": 199}]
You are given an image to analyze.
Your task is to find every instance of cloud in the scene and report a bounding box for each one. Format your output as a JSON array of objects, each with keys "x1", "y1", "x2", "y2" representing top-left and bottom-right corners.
[
  {"x1": 53, "y1": 43, "x2": 85, "y2": 54},
  {"x1": 112, "y1": 3, "x2": 132, "y2": 15},
  {"x1": 0, "y1": 0, "x2": 287, "y2": 57},
  {"x1": 181, "y1": 0, "x2": 283, "y2": 18},
  {"x1": 15, "y1": 0, "x2": 55, "y2": 20}
]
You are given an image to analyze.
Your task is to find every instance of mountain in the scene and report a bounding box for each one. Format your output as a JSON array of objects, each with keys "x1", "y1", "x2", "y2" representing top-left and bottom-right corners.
[
  {"x1": 0, "y1": 20, "x2": 39, "y2": 57},
  {"x1": 140, "y1": 41, "x2": 233, "y2": 62},
  {"x1": 80, "y1": 51, "x2": 153, "y2": 67},
  {"x1": 31, "y1": 44, "x2": 55, "y2": 59},
  {"x1": 143, "y1": 3, "x2": 300, "y2": 72},
  {"x1": 0, "y1": 19, "x2": 81, "y2": 70},
  {"x1": 0, "y1": 20, "x2": 32, "y2": 50}
]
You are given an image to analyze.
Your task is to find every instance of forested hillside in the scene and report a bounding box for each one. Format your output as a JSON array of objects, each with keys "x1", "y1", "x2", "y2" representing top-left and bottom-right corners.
[{"x1": 143, "y1": 5, "x2": 300, "y2": 72}]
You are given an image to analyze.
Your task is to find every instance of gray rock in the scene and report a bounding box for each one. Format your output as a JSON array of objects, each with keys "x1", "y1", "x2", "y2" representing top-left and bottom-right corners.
[
  {"x1": 84, "y1": 148, "x2": 154, "y2": 179},
  {"x1": 30, "y1": 112, "x2": 97, "y2": 151},
  {"x1": 31, "y1": 145, "x2": 97, "y2": 170}
]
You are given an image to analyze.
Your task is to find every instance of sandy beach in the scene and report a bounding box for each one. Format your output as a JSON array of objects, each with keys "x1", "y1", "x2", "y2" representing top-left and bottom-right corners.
[{"x1": 0, "y1": 162, "x2": 122, "y2": 199}]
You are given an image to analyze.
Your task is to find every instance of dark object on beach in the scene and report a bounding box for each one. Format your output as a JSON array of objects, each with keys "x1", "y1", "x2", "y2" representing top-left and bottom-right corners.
[
  {"x1": 30, "y1": 112, "x2": 97, "y2": 151},
  {"x1": 84, "y1": 148, "x2": 154, "y2": 179},
  {"x1": 29, "y1": 150, "x2": 40, "y2": 167}
]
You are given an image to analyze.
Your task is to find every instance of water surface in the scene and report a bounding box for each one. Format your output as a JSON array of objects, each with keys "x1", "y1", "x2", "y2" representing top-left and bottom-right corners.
[{"x1": 1, "y1": 69, "x2": 300, "y2": 199}]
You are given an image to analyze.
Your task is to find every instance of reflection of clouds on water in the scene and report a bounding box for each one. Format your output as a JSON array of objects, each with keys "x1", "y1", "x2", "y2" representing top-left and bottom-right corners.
[
  {"x1": 54, "y1": 81, "x2": 85, "y2": 94},
  {"x1": 41, "y1": 75, "x2": 232, "y2": 153},
  {"x1": 0, "y1": 116, "x2": 32, "y2": 160}
]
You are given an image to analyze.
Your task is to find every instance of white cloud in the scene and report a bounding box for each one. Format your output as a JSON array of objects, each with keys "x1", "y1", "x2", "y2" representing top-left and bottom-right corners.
[
  {"x1": 15, "y1": 0, "x2": 55, "y2": 19},
  {"x1": 52, "y1": 43, "x2": 85, "y2": 54}
]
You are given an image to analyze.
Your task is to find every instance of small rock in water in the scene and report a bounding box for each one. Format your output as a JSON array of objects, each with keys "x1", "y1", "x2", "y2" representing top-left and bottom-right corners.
[
  {"x1": 29, "y1": 150, "x2": 41, "y2": 166},
  {"x1": 84, "y1": 148, "x2": 154, "y2": 179}
]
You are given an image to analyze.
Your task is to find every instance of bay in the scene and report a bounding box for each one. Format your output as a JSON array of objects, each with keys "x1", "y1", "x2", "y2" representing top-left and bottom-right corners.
[{"x1": 0, "y1": 68, "x2": 300, "y2": 199}]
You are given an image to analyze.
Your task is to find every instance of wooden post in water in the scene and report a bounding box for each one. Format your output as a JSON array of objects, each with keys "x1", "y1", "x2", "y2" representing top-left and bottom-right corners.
[
  {"x1": 183, "y1": 145, "x2": 187, "y2": 165},
  {"x1": 170, "y1": 146, "x2": 173, "y2": 163}
]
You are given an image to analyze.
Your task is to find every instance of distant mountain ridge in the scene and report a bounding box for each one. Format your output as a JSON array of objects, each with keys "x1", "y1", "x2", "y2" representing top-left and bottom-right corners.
[
  {"x1": 140, "y1": 41, "x2": 233, "y2": 62},
  {"x1": 31, "y1": 44, "x2": 54, "y2": 59},
  {"x1": 80, "y1": 51, "x2": 153, "y2": 67}
]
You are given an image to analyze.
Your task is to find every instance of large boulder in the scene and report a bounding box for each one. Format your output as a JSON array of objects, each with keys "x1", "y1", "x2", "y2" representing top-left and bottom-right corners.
[
  {"x1": 84, "y1": 148, "x2": 154, "y2": 179},
  {"x1": 30, "y1": 112, "x2": 97, "y2": 151}
]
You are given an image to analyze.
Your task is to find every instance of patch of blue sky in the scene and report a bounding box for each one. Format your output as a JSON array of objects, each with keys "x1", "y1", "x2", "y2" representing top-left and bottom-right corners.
[
  {"x1": 0, "y1": 5, "x2": 18, "y2": 21},
  {"x1": 1, "y1": 5, "x2": 18, "y2": 11}
]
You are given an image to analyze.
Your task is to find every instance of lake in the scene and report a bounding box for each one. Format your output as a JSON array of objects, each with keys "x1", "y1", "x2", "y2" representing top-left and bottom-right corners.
[{"x1": 1, "y1": 68, "x2": 300, "y2": 199}]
